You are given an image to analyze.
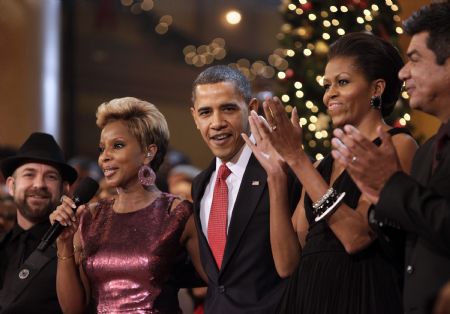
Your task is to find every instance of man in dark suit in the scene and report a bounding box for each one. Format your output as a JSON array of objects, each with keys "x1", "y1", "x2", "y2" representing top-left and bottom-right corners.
[
  {"x1": 190, "y1": 65, "x2": 299, "y2": 313},
  {"x1": 331, "y1": 3, "x2": 450, "y2": 314},
  {"x1": 0, "y1": 132, "x2": 78, "y2": 313}
]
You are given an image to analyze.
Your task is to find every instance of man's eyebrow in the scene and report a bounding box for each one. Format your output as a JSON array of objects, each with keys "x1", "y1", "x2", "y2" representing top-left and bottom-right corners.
[
  {"x1": 196, "y1": 105, "x2": 211, "y2": 111},
  {"x1": 406, "y1": 49, "x2": 419, "y2": 59},
  {"x1": 45, "y1": 170, "x2": 61, "y2": 176},
  {"x1": 20, "y1": 167, "x2": 37, "y2": 172}
]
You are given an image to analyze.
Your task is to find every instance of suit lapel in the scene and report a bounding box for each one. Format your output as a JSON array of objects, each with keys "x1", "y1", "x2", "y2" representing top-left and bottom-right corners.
[
  {"x1": 192, "y1": 160, "x2": 215, "y2": 218},
  {"x1": 415, "y1": 135, "x2": 450, "y2": 185},
  {"x1": 412, "y1": 137, "x2": 434, "y2": 184},
  {"x1": 220, "y1": 154, "x2": 267, "y2": 272},
  {"x1": 192, "y1": 160, "x2": 221, "y2": 277},
  {"x1": 431, "y1": 139, "x2": 450, "y2": 182}
]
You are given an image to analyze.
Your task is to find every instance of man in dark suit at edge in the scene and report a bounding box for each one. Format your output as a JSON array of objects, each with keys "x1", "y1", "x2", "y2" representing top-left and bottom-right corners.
[
  {"x1": 190, "y1": 65, "x2": 299, "y2": 313},
  {"x1": 0, "y1": 133, "x2": 78, "y2": 313},
  {"x1": 331, "y1": 3, "x2": 450, "y2": 314}
]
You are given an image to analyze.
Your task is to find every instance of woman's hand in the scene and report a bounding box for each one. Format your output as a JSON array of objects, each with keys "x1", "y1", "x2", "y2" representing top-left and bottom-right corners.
[
  {"x1": 242, "y1": 110, "x2": 287, "y2": 177},
  {"x1": 260, "y1": 97, "x2": 304, "y2": 165},
  {"x1": 434, "y1": 281, "x2": 450, "y2": 314},
  {"x1": 49, "y1": 195, "x2": 86, "y2": 244}
]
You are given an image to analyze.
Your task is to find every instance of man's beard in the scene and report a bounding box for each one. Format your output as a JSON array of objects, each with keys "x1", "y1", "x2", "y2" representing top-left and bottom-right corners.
[{"x1": 15, "y1": 188, "x2": 58, "y2": 224}]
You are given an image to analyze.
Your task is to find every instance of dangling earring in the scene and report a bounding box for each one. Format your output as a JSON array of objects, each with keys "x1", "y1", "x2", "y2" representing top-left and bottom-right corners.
[
  {"x1": 370, "y1": 95, "x2": 382, "y2": 110},
  {"x1": 139, "y1": 164, "x2": 156, "y2": 186},
  {"x1": 138, "y1": 153, "x2": 155, "y2": 186}
]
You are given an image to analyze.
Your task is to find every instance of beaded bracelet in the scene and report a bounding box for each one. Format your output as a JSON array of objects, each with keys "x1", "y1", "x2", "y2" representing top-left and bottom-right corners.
[
  {"x1": 57, "y1": 251, "x2": 75, "y2": 261},
  {"x1": 314, "y1": 192, "x2": 346, "y2": 222},
  {"x1": 313, "y1": 190, "x2": 337, "y2": 213},
  {"x1": 312, "y1": 187, "x2": 335, "y2": 210}
]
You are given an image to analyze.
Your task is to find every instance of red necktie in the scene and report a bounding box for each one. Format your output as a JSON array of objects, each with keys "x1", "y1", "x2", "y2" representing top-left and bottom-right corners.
[{"x1": 208, "y1": 164, "x2": 231, "y2": 269}]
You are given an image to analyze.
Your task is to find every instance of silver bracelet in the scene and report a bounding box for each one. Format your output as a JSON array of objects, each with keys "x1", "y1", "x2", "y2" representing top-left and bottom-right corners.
[
  {"x1": 312, "y1": 187, "x2": 335, "y2": 209},
  {"x1": 314, "y1": 192, "x2": 346, "y2": 222}
]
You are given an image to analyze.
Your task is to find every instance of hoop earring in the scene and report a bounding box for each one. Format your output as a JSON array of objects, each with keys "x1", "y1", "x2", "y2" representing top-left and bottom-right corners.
[
  {"x1": 370, "y1": 95, "x2": 382, "y2": 110},
  {"x1": 138, "y1": 164, "x2": 156, "y2": 187}
]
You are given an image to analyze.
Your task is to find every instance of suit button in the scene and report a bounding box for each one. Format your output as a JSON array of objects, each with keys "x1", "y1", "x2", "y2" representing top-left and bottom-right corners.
[
  {"x1": 218, "y1": 285, "x2": 226, "y2": 294},
  {"x1": 406, "y1": 265, "x2": 414, "y2": 275}
]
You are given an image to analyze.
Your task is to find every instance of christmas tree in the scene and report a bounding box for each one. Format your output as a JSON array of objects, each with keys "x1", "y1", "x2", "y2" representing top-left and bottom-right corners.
[{"x1": 277, "y1": 0, "x2": 412, "y2": 160}]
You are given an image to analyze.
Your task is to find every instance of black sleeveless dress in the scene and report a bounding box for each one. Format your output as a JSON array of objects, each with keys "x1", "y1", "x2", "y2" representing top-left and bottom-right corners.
[{"x1": 277, "y1": 128, "x2": 408, "y2": 314}]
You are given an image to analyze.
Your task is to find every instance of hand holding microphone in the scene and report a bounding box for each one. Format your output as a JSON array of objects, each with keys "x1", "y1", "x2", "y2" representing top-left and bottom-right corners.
[{"x1": 41, "y1": 177, "x2": 99, "y2": 251}]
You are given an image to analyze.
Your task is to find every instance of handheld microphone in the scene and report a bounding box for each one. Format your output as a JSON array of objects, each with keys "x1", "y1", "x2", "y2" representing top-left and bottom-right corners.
[{"x1": 37, "y1": 177, "x2": 99, "y2": 251}]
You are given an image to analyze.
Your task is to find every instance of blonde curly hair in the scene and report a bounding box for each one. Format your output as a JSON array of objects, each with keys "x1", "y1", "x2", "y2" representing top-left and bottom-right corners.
[{"x1": 96, "y1": 97, "x2": 169, "y2": 171}]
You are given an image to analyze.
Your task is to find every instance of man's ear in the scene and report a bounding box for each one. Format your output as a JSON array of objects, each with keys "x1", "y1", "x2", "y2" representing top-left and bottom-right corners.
[
  {"x1": 248, "y1": 98, "x2": 259, "y2": 113},
  {"x1": 6, "y1": 176, "x2": 15, "y2": 197},
  {"x1": 190, "y1": 106, "x2": 200, "y2": 130}
]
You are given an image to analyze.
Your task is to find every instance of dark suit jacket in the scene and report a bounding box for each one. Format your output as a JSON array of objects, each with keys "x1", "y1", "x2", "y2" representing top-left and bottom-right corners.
[
  {"x1": 376, "y1": 136, "x2": 450, "y2": 314},
  {"x1": 0, "y1": 223, "x2": 62, "y2": 314},
  {"x1": 192, "y1": 154, "x2": 300, "y2": 314}
]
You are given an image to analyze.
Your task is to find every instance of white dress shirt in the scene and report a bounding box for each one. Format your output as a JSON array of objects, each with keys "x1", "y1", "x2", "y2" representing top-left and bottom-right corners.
[{"x1": 200, "y1": 141, "x2": 253, "y2": 238}]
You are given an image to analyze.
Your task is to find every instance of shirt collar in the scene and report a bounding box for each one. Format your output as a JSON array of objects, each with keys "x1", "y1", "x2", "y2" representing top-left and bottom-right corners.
[
  {"x1": 9, "y1": 220, "x2": 51, "y2": 242},
  {"x1": 215, "y1": 134, "x2": 254, "y2": 179}
]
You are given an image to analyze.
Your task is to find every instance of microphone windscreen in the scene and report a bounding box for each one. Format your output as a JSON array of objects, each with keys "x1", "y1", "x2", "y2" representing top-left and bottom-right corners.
[{"x1": 73, "y1": 177, "x2": 99, "y2": 205}]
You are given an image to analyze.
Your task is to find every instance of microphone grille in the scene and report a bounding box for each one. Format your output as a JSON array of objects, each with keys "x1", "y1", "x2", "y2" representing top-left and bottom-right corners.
[{"x1": 73, "y1": 177, "x2": 99, "y2": 205}]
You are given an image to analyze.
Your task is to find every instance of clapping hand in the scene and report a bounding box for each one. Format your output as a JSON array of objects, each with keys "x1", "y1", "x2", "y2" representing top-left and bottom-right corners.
[
  {"x1": 434, "y1": 281, "x2": 450, "y2": 314},
  {"x1": 331, "y1": 125, "x2": 401, "y2": 204},
  {"x1": 242, "y1": 110, "x2": 287, "y2": 177},
  {"x1": 260, "y1": 97, "x2": 304, "y2": 165}
]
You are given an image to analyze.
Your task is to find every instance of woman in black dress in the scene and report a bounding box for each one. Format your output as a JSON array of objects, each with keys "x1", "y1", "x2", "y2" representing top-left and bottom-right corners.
[{"x1": 243, "y1": 32, "x2": 418, "y2": 313}]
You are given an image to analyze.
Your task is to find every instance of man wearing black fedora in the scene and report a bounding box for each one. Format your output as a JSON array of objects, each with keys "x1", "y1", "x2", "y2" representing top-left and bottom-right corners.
[{"x1": 0, "y1": 132, "x2": 77, "y2": 313}]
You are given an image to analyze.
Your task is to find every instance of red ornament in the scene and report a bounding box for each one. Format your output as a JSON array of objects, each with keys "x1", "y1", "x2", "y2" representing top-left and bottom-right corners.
[
  {"x1": 301, "y1": 2, "x2": 313, "y2": 11},
  {"x1": 377, "y1": 23, "x2": 391, "y2": 41},
  {"x1": 345, "y1": 0, "x2": 368, "y2": 9},
  {"x1": 286, "y1": 68, "x2": 294, "y2": 78},
  {"x1": 393, "y1": 119, "x2": 404, "y2": 128}
]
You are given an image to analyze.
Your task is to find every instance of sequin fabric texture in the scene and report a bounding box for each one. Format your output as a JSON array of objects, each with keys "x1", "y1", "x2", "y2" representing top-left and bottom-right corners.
[{"x1": 79, "y1": 193, "x2": 192, "y2": 313}]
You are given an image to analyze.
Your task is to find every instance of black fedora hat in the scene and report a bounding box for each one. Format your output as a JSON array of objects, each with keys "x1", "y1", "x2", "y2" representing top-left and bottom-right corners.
[{"x1": 0, "y1": 132, "x2": 78, "y2": 184}]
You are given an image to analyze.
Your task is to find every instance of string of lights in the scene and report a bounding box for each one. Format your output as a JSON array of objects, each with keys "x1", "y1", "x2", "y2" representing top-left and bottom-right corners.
[
  {"x1": 278, "y1": 0, "x2": 412, "y2": 160},
  {"x1": 119, "y1": 0, "x2": 413, "y2": 160},
  {"x1": 118, "y1": 0, "x2": 284, "y2": 78}
]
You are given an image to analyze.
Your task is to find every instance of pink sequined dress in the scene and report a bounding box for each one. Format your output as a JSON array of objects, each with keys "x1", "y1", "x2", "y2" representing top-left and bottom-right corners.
[{"x1": 79, "y1": 193, "x2": 193, "y2": 314}]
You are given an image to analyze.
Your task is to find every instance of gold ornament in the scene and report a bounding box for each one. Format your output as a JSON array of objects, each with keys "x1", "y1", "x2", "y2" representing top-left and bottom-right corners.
[{"x1": 315, "y1": 40, "x2": 329, "y2": 55}]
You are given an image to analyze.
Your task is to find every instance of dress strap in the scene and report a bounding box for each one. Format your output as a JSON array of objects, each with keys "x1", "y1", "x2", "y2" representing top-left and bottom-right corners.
[
  {"x1": 160, "y1": 192, "x2": 185, "y2": 214},
  {"x1": 373, "y1": 127, "x2": 411, "y2": 146},
  {"x1": 388, "y1": 127, "x2": 411, "y2": 136}
]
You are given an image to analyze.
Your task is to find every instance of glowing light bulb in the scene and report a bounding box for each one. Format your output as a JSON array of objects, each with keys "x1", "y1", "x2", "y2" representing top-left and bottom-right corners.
[
  {"x1": 281, "y1": 94, "x2": 290, "y2": 102},
  {"x1": 225, "y1": 10, "x2": 242, "y2": 25}
]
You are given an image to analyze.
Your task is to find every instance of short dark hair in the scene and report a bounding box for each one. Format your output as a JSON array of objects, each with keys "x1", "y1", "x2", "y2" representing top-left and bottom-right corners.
[
  {"x1": 403, "y1": 1, "x2": 450, "y2": 65},
  {"x1": 192, "y1": 65, "x2": 252, "y2": 104},
  {"x1": 328, "y1": 32, "x2": 404, "y2": 117}
]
